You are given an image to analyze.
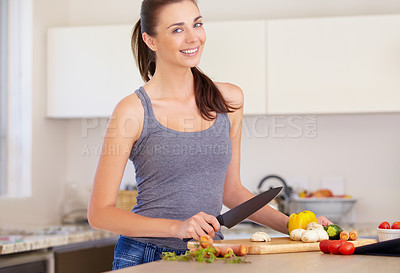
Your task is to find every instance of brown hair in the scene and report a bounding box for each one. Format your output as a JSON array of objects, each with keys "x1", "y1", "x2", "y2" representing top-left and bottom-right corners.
[{"x1": 131, "y1": 0, "x2": 239, "y2": 120}]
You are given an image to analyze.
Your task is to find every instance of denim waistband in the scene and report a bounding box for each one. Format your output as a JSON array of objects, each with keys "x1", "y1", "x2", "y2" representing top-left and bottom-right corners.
[{"x1": 119, "y1": 236, "x2": 187, "y2": 264}]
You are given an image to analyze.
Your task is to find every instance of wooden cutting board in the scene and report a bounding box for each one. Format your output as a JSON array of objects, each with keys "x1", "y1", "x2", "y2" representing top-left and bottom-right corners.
[{"x1": 187, "y1": 237, "x2": 377, "y2": 255}]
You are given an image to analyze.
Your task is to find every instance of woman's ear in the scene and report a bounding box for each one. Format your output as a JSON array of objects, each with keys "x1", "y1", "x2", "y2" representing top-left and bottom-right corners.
[{"x1": 142, "y1": 32, "x2": 157, "y2": 52}]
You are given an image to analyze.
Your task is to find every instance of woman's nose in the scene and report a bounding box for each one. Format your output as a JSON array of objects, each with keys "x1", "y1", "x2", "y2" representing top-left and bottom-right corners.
[{"x1": 185, "y1": 29, "x2": 198, "y2": 43}]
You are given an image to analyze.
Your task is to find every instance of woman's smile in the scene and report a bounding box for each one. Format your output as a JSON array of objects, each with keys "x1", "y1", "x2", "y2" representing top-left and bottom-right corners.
[{"x1": 180, "y1": 47, "x2": 199, "y2": 56}]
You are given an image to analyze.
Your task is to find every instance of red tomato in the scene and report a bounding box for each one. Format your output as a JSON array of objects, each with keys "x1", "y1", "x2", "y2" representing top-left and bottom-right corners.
[
  {"x1": 378, "y1": 221, "x2": 390, "y2": 229},
  {"x1": 391, "y1": 221, "x2": 400, "y2": 229},
  {"x1": 319, "y1": 239, "x2": 330, "y2": 254},
  {"x1": 328, "y1": 240, "x2": 343, "y2": 255},
  {"x1": 339, "y1": 242, "x2": 355, "y2": 255}
]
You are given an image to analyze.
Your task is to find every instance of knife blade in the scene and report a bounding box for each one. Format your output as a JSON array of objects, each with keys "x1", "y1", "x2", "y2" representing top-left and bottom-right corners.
[{"x1": 183, "y1": 186, "x2": 283, "y2": 242}]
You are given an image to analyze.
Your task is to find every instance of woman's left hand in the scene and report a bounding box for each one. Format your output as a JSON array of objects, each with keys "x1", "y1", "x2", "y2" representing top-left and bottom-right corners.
[{"x1": 317, "y1": 216, "x2": 334, "y2": 226}]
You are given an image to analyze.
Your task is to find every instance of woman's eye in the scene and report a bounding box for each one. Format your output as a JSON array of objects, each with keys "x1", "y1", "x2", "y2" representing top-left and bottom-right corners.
[
  {"x1": 173, "y1": 28, "x2": 183, "y2": 33},
  {"x1": 194, "y1": 22, "x2": 203, "y2": 28}
]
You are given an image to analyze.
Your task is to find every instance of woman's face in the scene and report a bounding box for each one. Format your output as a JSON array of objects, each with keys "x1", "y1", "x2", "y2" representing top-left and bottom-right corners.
[{"x1": 150, "y1": 0, "x2": 206, "y2": 70}]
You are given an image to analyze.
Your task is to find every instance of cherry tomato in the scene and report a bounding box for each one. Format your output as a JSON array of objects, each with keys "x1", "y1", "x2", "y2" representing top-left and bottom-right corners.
[
  {"x1": 378, "y1": 221, "x2": 390, "y2": 229},
  {"x1": 339, "y1": 242, "x2": 355, "y2": 255},
  {"x1": 328, "y1": 240, "x2": 343, "y2": 255},
  {"x1": 391, "y1": 221, "x2": 400, "y2": 229},
  {"x1": 319, "y1": 239, "x2": 330, "y2": 254}
]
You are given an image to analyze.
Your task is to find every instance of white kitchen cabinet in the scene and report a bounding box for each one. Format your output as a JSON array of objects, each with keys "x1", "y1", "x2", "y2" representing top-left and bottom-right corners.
[
  {"x1": 266, "y1": 14, "x2": 400, "y2": 114},
  {"x1": 47, "y1": 25, "x2": 143, "y2": 118},
  {"x1": 199, "y1": 20, "x2": 267, "y2": 115},
  {"x1": 47, "y1": 21, "x2": 267, "y2": 118},
  {"x1": 48, "y1": 15, "x2": 400, "y2": 117}
]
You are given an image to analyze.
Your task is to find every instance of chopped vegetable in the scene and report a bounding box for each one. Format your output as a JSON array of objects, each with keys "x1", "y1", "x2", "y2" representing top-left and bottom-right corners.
[
  {"x1": 326, "y1": 224, "x2": 343, "y2": 240},
  {"x1": 288, "y1": 210, "x2": 317, "y2": 234},
  {"x1": 230, "y1": 244, "x2": 248, "y2": 256},
  {"x1": 162, "y1": 245, "x2": 249, "y2": 264},
  {"x1": 349, "y1": 230, "x2": 358, "y2": 241},
  {"x1": 199, "y1": 235, "x2": 213, "y2": 249},
  {"x1": 163, "y1": 239, "x2": 250, "y2": 264},
  {"x1": 250, "y1": 231, "x2": 271, "y2": 242},
  {"x1": 340, "y1": 231, "x2": 349, "y2": 241},
  {"x1": 219, "y1": 247, "x2": 234, "y2": 257}
]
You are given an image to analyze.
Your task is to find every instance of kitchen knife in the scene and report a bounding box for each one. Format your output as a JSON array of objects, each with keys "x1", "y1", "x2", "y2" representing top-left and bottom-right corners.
[
  {"x1": 183, "y1": 186, "x2": 283, "y2": 242},
  {"x1": 354, "y1": 238, "x2": 400, "y2": 257}
]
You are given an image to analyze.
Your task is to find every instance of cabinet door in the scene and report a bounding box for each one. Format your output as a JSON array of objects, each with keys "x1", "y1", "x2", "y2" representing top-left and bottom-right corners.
[
  {"x1": 0, "y1": 261, "x2": 46, "y2": 273},
  {"x1": 199, "y1": 20, "x2": 267, "y2": 115},
  {"x1": 267, "y1": 15, "x2": 400, "y2": 114},
  {"x1": 47, "y1": 26, "x2": 143, "y2": 118},
  {"x1": 55, "y1": 244, "x2": 114, "y2": 273}
]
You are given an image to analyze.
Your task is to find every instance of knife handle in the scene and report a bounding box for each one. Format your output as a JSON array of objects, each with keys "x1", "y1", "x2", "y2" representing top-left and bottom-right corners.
[{"x1": 182, "y1": 216, "x2": 224, "y2": 242}]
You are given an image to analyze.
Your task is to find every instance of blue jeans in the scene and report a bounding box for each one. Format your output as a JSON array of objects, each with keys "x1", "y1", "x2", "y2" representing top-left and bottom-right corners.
[{"x1": 112, "y1": 236, "x2": 188, "y2": 270}]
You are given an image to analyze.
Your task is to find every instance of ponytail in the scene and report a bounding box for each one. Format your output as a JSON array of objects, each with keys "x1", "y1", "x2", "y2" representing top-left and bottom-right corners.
[
  {"x1": 132, "y1": 19, "x2": 156, "y2": 82},
  {"x1": 192, "y1": 67, "x2": 239, "y2": 120}
]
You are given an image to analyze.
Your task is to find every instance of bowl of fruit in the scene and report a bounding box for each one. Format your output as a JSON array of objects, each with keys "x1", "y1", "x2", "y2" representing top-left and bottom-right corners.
[
  {"x1": 377, "y1": 221, "x2": 400, "y2": 242},
  {"x1": 289, "y1": 189, "x2": 357, "y2": 223}
]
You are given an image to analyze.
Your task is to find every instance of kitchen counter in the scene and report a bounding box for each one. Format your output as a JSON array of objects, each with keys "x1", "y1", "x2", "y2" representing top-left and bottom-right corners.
[
  {"x1": 0, "y1": 224, "x2": 118, "y2": 255},
  {"x1": 108, "y1": 251, "x2": 400, "y2": 273}
]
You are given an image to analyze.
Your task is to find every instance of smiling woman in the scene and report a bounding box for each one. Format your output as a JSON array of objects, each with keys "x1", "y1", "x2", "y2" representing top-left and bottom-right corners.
[
  {"x1": 87, "y1": 0, "x2": 331, "y2": 270},
  {"x1": 131, "y1": 0, "x2": 237, "y2": 121}
]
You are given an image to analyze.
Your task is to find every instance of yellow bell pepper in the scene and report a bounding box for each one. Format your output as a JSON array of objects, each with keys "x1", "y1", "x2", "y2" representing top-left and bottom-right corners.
[{"x1": 288, "y1": 210, "x2": 317, "y2": 234}]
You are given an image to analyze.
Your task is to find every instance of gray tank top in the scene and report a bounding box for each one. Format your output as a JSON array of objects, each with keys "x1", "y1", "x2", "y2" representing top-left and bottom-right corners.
[{"x1": 126, "y1": 86, "x2": 232, "y2": 249}]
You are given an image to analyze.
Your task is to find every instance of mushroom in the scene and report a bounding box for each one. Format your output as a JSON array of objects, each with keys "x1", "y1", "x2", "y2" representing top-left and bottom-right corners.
[
  {"x1": 306, "y1": 222, "x2": 324, "y2": 230},
  {"x1": 301, "y1": 230, "x2": 319, "y2": 243},
  {"x1": 290, "y1": 229, "x2": 305, "y2": 241},
  {"x1": 315, "y1": 228, "x2": 329, "y2": 241},
  {"x1": 250, "y1": 231, "x2": 271, "y2": 242}
]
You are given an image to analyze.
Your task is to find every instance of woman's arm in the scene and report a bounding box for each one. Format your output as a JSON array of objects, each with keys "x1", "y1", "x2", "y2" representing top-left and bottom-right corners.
[
  {"x1": 87, "y1": 94, "x2": 220, "y2": 240},
  {"x1": 218, "y1": 83, "x2": 331, "y2": 234}
]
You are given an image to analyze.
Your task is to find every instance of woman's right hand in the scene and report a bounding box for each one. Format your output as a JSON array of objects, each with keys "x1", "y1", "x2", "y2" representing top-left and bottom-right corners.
[{"x1": 175, "y1": 212, "x2": 220, "y2": 241}]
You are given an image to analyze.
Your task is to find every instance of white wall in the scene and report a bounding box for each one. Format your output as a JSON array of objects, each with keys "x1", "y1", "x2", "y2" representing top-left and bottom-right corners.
[
  {"x1": 241, "y1": 114, "x2": 400, "y2": 224},
  {"x1": 0, "y1": 0, "x2": 70, "y2": 225},
  {"x1": 1, "y1": 0, "x2": 400, "y2": 226}
]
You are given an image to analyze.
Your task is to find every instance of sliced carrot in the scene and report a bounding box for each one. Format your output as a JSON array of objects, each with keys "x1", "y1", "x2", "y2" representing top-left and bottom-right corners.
[
  {"x1": 349, "y1": 230, "x2": 359, "y2": 241},
  {"x1": 219, "y1": 247, "x2": 234, "y2": 257},
  {"x1": 199, "y1": 235, "x2": 213, "y2": 248},
  {"x1": 230, "y1": 244, "x2": 248, "y2": 256},
  {"x1": 213, "y1": 247, "x2": 221, "y2": 257},
  {"x1": 340, "y1": 231, "x2": 349, "y2": 241}
]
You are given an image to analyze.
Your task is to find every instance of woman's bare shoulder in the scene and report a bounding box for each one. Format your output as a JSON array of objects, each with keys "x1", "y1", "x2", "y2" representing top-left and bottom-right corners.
[
  {"x1": 112, "y1": 91, "x2": 144, "y2": 119},
  {"x1": 215, "y1": 82, "x2": 244, "y2": 108},
  {"x1": 108, "y1": 91, "x2": 144, "y2": 140}
]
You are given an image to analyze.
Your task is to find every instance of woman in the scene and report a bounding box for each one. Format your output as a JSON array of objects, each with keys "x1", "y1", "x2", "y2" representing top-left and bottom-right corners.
[{"x1": 87, "y1": 0, "x2": 332, "y2": 269}]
